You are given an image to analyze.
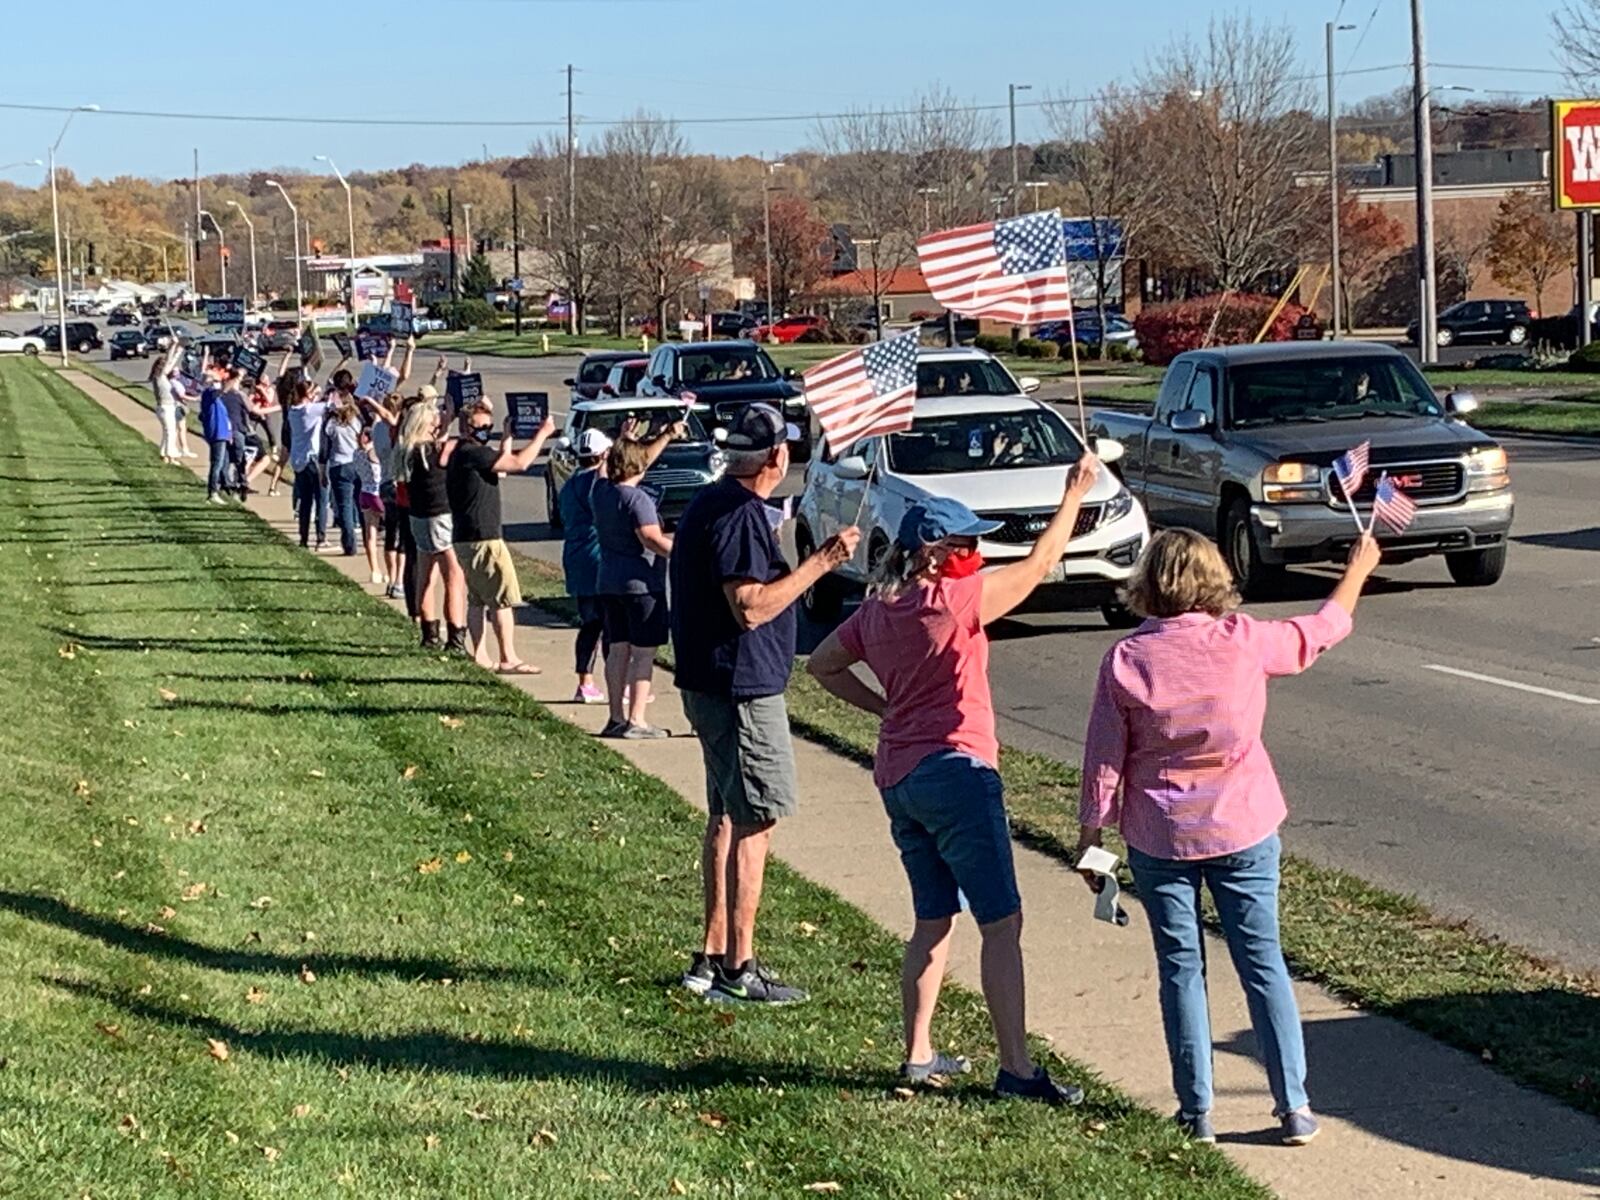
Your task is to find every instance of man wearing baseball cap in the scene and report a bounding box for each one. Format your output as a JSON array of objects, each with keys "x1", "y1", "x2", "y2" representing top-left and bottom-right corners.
[
  {"x1": 669, "y1": 404, "x2": 860, "y2": 1004},
  {"x1": 559, "y1": 427, "x2": 615, "y2": 704}
]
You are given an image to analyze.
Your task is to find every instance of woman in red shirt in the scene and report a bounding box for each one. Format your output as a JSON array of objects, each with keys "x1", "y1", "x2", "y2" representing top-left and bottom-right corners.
[{"x1": 808, "y1": 457, "x2": 1097, "y2": 1105}]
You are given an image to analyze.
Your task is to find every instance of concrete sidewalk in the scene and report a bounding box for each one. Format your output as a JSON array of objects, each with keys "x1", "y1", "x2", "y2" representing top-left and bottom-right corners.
[{"x1": 75, "y1": 370, "x2": 1599, "y2": 1199}]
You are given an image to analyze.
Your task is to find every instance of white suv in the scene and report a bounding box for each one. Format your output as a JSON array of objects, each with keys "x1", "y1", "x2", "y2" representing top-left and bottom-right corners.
[{"x1": 794, "y1": 347, "x2": 1149, "y2": 626}]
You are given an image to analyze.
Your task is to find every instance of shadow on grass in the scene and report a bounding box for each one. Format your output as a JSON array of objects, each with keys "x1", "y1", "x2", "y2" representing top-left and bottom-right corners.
[
  {"x1": 0, "y1": 891, "x2": 559, "y2": 988},
  {"x1": 49, "y1": 975, "x2": 881, "y2": 1096},
  {"x1": 52, "y1": 629, "x2": 403, "y2": 657},
  {"x1": 167, "y1": 698, "x2": 526, "y2": 721}
]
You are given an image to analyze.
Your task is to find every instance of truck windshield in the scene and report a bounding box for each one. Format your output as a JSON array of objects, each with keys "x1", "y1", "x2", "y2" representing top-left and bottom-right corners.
[
  {"x1": 1227, "y1": 357, "x2": 1444, "y2": 426},
  {"x1": 886, "y1": 408, "x2": 1084, "y2": 474},
  {"x1": 915, "y1": 359, "x2": 1019, "y2": 397},
  {"x1": 677, "y1": 346, "x2": 780, "y2": 384},
  {"x1": 580, "y1": 407, "x2": 709, "y2": 442}
]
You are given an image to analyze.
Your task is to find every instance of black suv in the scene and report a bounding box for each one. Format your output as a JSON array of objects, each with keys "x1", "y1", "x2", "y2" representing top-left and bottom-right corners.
[
  {"x1": 564, "y1": 350, "x2": 646, "y2": 406},
  {"x1": 635, "y1": 339, "x2": 812, "y2": 461},
  {"x1": 31, "y1": 321, "x2": 103, "y2": 353},
  {"x1": 1406, "y1": 299, "x2": 1532, "y2": 348}
]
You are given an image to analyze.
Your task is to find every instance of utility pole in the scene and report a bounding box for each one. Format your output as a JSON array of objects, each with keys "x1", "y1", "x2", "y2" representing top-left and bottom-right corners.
[
  {"x1": 462, "y1": 203, "x2": 474, "y2": 260},
  {"x1": 193, "y1": 148, "x2": 203, "y2": 295},
  {"x1": 446, "y1": 187, "x2": 458, "y2": 300},
  {"x1": 1328, "y1": 21, "x2": 1355, "y2": 339},
  {"x1": 1008, "y1": 83, "x2": 1031, "y2": 215},
  {"x1": 1411, "y1": 0, "x2": 1437, "y2": 364},
  {"x1": 566, "y1": 62, "x2": 579, "y2": 335},
  {"x1": 512, "y1": 184, "x2": 523, "y2": 336},
  {"x1": 1580, "y1": 213, "x2": 1593, "y2": 348}
]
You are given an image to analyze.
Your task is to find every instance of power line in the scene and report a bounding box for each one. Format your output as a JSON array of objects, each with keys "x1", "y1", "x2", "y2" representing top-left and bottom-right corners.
[{"x1": 1339, "y1": 0, "x2": 1387, "y2": 87}]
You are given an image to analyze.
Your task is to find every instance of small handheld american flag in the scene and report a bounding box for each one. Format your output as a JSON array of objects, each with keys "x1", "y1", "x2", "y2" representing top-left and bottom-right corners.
[
  {"x1": 1332, "y1": 441, "x2": 1369, "y2": 531},
  {"x1": 1369, "y1": 473, "x2": 1418, "y2": 534}
]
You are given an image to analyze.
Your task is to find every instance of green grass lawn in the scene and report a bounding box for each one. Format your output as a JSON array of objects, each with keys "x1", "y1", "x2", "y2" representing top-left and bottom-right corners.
[
  {"x1": 503, "y1": 548, "x2": 1600, "y2": 1121},
  {"x1": 1471, "y1": 399, "x2": 1600, "y2": 436},
  {"x1": 0, "y1": 358, "x2": 1267, "y2": 1197}
]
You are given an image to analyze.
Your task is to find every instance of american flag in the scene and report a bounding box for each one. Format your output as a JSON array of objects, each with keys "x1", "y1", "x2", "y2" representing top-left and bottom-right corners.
[
  {"x1": 917, "y1": 209, "x2": 1074, "y2": 324},
  {"x1": 1332, "y1": 441, "x2": 1370, "y2": 499},
  {"x1": 802, "y1": 331, "x2": 920, "y2": 455},
  {"x1": 1371, "y1": 473, "x2": 1418, "y2": 533}
]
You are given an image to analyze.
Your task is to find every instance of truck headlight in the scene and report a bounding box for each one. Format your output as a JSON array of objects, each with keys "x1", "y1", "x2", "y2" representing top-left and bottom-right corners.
[
  {"x1": 708, "y1": 450, "x2": 728, "y2": 477},
  {"x1": 1102, "y1": 486, "x2": 1135, "y2": 524},
  {"x1": 1261, "y1": 461, "x2": 1325, "y2": 503},
  {"x1": 1466, "y1": 446, "x2": 1510, "y2": 493}
]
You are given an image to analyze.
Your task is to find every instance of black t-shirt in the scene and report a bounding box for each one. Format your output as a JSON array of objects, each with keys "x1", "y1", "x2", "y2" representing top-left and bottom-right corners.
[
  {"x1": 669, "y1": 476, "x2": 795, "y2": 700},
  {"x1": 408, "y1": 445, "x2": 451, "y2": 518},
  {"x1": 221, "y1": 387, "x2": 247, "y2": 437},
  {"x1": 446, "y1": 440, "x2": 503, "y2": 542}
]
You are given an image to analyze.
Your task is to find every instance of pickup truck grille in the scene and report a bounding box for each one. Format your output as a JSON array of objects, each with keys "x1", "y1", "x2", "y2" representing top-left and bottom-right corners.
[
  {"x1": 978, "y1": 505, "x2": 1102, "y2": 544},
  {"x1": 1331, "y1": 460, "x2": 1464, "y2": 505}
]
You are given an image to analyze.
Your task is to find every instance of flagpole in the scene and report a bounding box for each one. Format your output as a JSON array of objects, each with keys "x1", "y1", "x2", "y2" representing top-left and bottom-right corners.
[
  {"x1": 1065, "y1": 307, "x2": 1088, "y2": 440},
  {"x1": 1366, "y1": 472, "x2": 1386, "y2": 534},
  {"x1": 1342, "y1": 490, "x2": 1364, "y2": 532},
  {"x1": 849, "y1": 461, "x2": 876, "y2": 528}
]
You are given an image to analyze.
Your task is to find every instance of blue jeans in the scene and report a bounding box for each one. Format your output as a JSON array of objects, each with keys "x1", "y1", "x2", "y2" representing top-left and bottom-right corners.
[
  {"x1": 206, "y1": 438, "x2": 232, "y2": 496},
  {"x1": 1127, "y1": 833, "x2": 1307, "y2": 1117},
  {"x1": 327, "y1": 461, "x2": 359, "y2": 555},
  {"x1": 878, "y1": 750, "x2": 1020, "y2": 926},
  {"x1": 292, "y1": 468, "x2": 328, "y2": 547}
]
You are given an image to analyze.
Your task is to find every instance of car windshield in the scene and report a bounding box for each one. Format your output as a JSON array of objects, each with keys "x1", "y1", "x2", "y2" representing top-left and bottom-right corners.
[
  {"x1": 915, "y1": 359, "x2": 1019, "y2": 398},
  {"x1": 578, "y1": 358, "x2": 619, "y2": 384},
  {"x1": 885, "y1": 407, "x2": 1084, "y2": 474},
  {"x1": 1227, "y1": 357, "x2": 1444, "y2": 426},
  {"x1": 677, "y1": 346, "x2": 779, "y2": 384},
  {"x1": 579, "y1": 406, "x2": 709, "y2": 442}
]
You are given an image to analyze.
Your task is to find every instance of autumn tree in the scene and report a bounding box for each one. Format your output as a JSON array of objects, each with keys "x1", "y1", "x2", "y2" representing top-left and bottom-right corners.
[
  {"x1": 1310, "y1": 193, "x2": 1407, "y2": 327},
  {"x1": 1486, "y1": 191, "x2": 1572, "y2": 309},
  {"x1": 735, "y1": 193, "x2": 832, "y2": 314}
]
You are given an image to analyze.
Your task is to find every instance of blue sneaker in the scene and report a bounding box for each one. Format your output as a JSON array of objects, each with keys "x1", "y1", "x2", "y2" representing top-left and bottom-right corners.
[
  {"x1": 994, "y1": 1067, "x2": 1084, "y2": 1107},
  {"x1": 900, "y1": 1051, "x2": 972, "y2": 1084},
  {"x1": 1176, "y1": 1110, "x2": 1216, "y2": 1143},
  {"x1": 1281, "y1": 1109, "x2": 1320, "y2": 1146}
]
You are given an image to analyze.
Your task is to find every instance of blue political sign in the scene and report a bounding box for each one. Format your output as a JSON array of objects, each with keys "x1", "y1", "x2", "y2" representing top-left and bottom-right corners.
[{"x1": 1061, "y1": 218, "x2": 1126, "y2": 263}]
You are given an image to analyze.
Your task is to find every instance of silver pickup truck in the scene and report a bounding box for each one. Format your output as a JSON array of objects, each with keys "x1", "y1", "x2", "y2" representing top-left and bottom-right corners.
[{"x1": 1090, "y1": 342, "x2": 1514, "y2": 597}]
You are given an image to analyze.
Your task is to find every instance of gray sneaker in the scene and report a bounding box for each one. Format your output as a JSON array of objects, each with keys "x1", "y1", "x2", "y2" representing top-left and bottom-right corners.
[
  {"x1": 620, "y1": 722, "x2": 669, "y2": 740},
  {"x1": 1176, "y1": 1110, "x2": 1217, "y2": 1143},
  {"x1": 1280, "y1": 1109, "x2": 1319, "y2": 1146},
  {"x1": 900, "y1": 1051, "x2": 972, "y2": 1084},
  {"x1": 680, "y1": 952, "x2": 716, "y2": 995}
]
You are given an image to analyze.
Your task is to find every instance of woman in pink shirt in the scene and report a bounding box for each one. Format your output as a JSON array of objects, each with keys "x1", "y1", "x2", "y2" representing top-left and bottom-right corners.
[
  {"x1": 809, "y1": 457, "x2": 1097, "y2": 1106},
  {"x1": 1078, "y1": 528, "x2": 1380, "y2": 1147}
]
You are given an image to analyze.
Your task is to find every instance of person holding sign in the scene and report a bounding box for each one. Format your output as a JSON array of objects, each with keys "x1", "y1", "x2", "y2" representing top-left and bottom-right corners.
[
  {"x1": 285, "y1": 376, "x2": 333, "y2": 552},
  {"x1": 1075, "y1": 530, "x2": 1381, "y2": 1146},
  {"x1": 148, "y1": 347, "x2": 183, "y2": 465},
  {"x1": 397, "y1": 400, "x2": 469, "y2": 654},
  {"x1": 445, "y1": 398, "x2": 558, "y2": 671}
]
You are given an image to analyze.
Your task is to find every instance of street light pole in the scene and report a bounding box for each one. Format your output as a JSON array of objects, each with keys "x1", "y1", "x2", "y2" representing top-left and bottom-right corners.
[
  {"x1": 265, "y1": 180, "x2": 303, "y2": 322},
  {"x1": 226, "y1": 200, "x2": 257, "y2": 305},
  {"x1": 462, "y1": 204, "x2": 473, "y2": 260},
  {"x1": 314, "y1": 155, "x2": 356, "y2": 324},
  {"x1": 762, "y1": 157, "x2": 786, "y2": 339},
  {"x1": 48, "y1": 104, "x2": 97, "y2": 366},
  {"x1": 200, "y1": 209, "x2": 227, "y2": 296},
  {"x1": 1411, "y1": 0, "x2": 1437, "y2": 363},
  {"x1": 915, "y1": 186, "x2": 939, "y2": 232},
  {"x1": 1009, "y1": 83, "x2": 1032, "y2": 214},
  {"x1": 1327, "y1": 21, "x2": 1356, "y2": 339}
]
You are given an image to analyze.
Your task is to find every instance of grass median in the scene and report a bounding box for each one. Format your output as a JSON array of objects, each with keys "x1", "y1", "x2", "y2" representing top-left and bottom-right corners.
[
  {"x1": 505, "y1": 545, "x2": 1600, "y2": 1121},
  {"x1": 3, "y1": 359, "x2": 1266, "y2": 1197},
  {"x1": 1471, "y1": 399, "x2": 1600, "y2": 436}
]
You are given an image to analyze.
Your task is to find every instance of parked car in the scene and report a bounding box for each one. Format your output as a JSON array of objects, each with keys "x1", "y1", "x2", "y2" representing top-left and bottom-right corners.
[
  {"x1": 1090, "y1": 342, "x2": 1513, "y2": 596},
  {"x1": 710, "y1": 310, "x2": 757, "y2": 337},
  {"x1": 601, "y1": 357, "x2": 649, "y2": 399},
  {"x1": 544, "y1": 398, "x2": 725, "y2": 530},
  {"x1": 108, "y1": 330, "x2": 151, "y2": 360},
  {"x1": 0, "y1": 329, "x2": 44, "y2": 355},
  {"x1": 106, "y1": 309, "x2": 137, "y2": 327},
  {"x1": 260, "y1": 319, "x2": 301, "y2": 352},
  {"x1": 749, "y1": 314, "x2": 829, "y2": 343},
  {"x1": 143, "y1": 321, "x2": 201, "y2": 350},
  {"x1": 1405, "y1": 299, "x2": 1533, "y2": 348},
  {"x1": 1036, "y1": 312, "x2": 1139, "y2": 350},
  {"x1": 795, "y1": 347, "x2": 1146, "y2": 625},
  {"x1": 635, "y1": 338, "x2": 812, "y2": 461},
  {"x1": 565, "y1": 350, "x2": 648, "y2": 406}
]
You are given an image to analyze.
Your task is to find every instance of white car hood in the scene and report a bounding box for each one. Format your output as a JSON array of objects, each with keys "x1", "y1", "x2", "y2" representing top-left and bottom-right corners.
[{"x1": 893, "y1": 464, "x2": 1123, "y2": 512}]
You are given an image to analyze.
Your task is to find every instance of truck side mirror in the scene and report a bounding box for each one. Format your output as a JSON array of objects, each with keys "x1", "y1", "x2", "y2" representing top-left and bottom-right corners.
[
  {"x1": 1445, "y1": 389, "x2": 1478, "y2": 416},
  {"x1": 1170, "y1": 409, "x2": 1211, "y2": 433}
]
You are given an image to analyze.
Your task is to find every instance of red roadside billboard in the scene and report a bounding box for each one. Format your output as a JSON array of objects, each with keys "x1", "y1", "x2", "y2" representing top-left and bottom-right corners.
[{"x1": 1551, "y1": 99, "x2": 1600, "y2": 209}]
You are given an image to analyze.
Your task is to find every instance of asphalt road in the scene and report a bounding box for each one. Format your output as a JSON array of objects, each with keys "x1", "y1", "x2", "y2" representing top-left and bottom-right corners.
[{"x1": 77, "y1": 325, "x2": 1600, "y2": 971}]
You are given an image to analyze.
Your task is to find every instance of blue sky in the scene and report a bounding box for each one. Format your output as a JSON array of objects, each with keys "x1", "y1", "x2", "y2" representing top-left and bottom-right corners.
[{"x1": 0, "y1": 0, "x2": 1571, "y2": 184}]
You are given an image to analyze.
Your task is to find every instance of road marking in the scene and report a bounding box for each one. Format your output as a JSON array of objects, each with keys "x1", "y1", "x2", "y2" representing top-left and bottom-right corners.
[{"x1": 1421, "y1": 664, "x2": 1600, "y2": 706}]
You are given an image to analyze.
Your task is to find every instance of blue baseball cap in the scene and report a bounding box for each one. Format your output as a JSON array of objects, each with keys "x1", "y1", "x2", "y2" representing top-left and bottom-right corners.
[{"x1": 895, "y1": 497, "x2": 1004, "y2": 552}]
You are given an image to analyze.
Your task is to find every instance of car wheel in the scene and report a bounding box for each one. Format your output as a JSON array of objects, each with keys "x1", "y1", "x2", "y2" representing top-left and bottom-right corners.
[
  {"x1": 1100, "y1": 599, "x2": 1140, "y2": 628},
  {"x1": 1507, "y1": 325, "x2": 1528, "y2": 345},
  {"x1": 1435, "y1": 327, "x2": 1454, "y2": 348},
  {"x1": 545, "y1": 472, "x2": 564, "y2": 532},
  {"x1": 22, "y1": 344, "x2": 37, "y2": 356},
  {"x1": 1445, "y1": 544, "x2": 1506, "y2": 586},
  {"x1": 1221, "y1": 498, "x2": 1285, "y2": 601},
  {"x1": 795, "y1": 524, "x2": 842, "y2": 622}
]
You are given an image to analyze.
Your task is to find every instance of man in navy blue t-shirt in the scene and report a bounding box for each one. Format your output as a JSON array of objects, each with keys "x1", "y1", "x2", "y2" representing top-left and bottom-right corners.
[{"x1": 669, "y1": 404, "x2": 858, "y2": 1006}]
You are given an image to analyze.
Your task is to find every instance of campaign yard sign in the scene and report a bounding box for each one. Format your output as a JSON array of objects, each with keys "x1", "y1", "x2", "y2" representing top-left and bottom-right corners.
[
  {"x1": 390, "y1": 301, "x2": 414, "y2": 338},
  {"x1": 447, "y1": 370, "x2": 483, "y2": 412},
  {"x1": 354, "y1": 362, "x2": 399, "y2": 403},
  {"x1": 354, "y1": 329, "x2": 391, "y2": 362},
  {"x1": 330, "y1": 331, "x2": 353, "y2": 358},
  {"x1": 204, "y1": 297, "x2": 246, "y2": 330},
  {"x1": 1551, "y1": 99, "x2": 1600, "y2": 209},
  {"x1": 232, "y1": 345, "x2": 267, "y2": 383},
  {"x1": 506, "y1": 391, "x2": 549, "y2": 438}
]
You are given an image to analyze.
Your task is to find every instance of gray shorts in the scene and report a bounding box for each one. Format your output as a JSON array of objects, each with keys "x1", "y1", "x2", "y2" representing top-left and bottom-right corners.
[
  {"x1": 411, "y1": 512, "x2": 454, "y2": 555},
  {"x1": 681, "y1": 689, "x2": 798, "y2": 826}
]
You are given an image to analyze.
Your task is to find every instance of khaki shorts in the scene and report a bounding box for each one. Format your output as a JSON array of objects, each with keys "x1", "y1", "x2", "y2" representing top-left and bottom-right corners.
[{"x1": 457, "y1": 538, "x2": 522, "y2": 609}]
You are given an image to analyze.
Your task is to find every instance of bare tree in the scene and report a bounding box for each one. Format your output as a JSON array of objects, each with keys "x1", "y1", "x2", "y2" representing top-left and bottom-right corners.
[
  {"x1": 1043, "y1": 85, "x2": 1163, "y2": 352},
  {"x1": 1555, "y1": 0, "x2": 1600, "y2": 84},
  {"x1": 527, "y1": 134, "x2": 608, "y2": 335},
  {"x1": 1139, "y1": 16, "x2": 1318, "y2": 293}
]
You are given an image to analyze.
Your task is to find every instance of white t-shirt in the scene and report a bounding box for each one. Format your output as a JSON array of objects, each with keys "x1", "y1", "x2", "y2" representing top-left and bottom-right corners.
[{"x1": 153, "y1": 374, "x2": 175, "y2": 408}]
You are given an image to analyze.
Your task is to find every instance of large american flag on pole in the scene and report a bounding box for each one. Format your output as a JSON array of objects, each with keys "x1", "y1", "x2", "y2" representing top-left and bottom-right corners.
[
  {"x1": 917, "y1": 209, "x2": 1074, "y2": 324},
  {"x1": 801, "y1": 330, "x2": 919, "y2": 455}
]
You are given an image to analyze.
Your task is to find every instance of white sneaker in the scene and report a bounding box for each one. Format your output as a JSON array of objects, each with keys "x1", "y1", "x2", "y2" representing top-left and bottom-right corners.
[
  {"x1": 207, "y1": 493, "x2": 227, "y2": 505},
  {"x1": 182, "y1": 450, "x2": 199, "y2": 459},
  {"x1": 370, "y1": 570, "x2": 384, "y2": 584}
]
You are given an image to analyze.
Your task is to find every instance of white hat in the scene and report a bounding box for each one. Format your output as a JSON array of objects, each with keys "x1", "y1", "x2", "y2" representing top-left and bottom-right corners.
[{"x1": 576, "y1": 428, "x2": 613, "y2": 458}]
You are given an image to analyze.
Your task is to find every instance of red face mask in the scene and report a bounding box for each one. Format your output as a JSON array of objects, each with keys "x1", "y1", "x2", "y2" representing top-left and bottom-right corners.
[{"x1": 938, "y1": 547, "x2": 985, "y2": 580}]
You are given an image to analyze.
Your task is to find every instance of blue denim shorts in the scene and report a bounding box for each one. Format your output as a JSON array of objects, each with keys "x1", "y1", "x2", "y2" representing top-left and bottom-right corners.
[{"x1": 879, "y1": 750, "x2": 1021, "y2": 926}]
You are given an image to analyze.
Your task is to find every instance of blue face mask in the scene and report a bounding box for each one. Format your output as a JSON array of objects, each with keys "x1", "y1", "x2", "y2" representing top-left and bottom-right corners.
[{"x1": 471, "y1": 426, "x2": 494, "y2": 443}]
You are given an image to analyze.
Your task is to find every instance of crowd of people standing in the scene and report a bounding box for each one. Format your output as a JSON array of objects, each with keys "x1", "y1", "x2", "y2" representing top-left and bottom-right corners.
[{"x1": 157, "y1": 332, "x2": 1385, "y2": 1142}]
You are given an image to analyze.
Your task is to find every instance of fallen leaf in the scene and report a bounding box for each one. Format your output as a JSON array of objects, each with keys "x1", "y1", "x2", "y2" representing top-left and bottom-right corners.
[
  {"x1": 298, "y1": 965, "x2": 317, "y2": 985},
  {"x1": 301, "y1": 930, "x2": 316, "y2": 943},
  {"x1": 137, "y1": 984, "x2": 152, "y2": 996},
  {"x1": 307, "y1": 769, "x2": 325, "y2": 779},
  {"x1": 145, "y1": 922, "x2": 166, "y2": 935},
  {"x1": 58, "y1": 643, "x2": 77, "y2": 659},
  {"x1": 118, "y1": 1113, "x2": 139, "y2": 1133},
  {"x1": 206, "y1": 1038, "x2": 230, "y2": 1062},
  {"x1": 401, "y1": 764, "x2": 418, "y2": 781},
  {"x1": 713, "y1": 1010, "x2": 736, "y2": 1028},
  {"x1": 455, "y1": 850, "x2": 472, "y2": 864},
  {"x1": 423, "y1": 1133, "x2": 440, "y2": 1151},
  {"x1": 248, "y1": 896, "x2": 274, "y2": 910},
  {"x1": 95, "y1": 1022, "x2": 122, "y2": 1039},
  {"x1": 245, "y1": 986, "x2": 267, "y2": 1005},
  {"x1": 157, "y1": 905, "x2": 177, "y2": 921},
  {"x1": 180, "y1": 882, "x2": 207, "y2": 902},
  {"x1": 511, "y1": 894, "x2": 525, "y2": 906},
  {"x1": 1087, "y1": 1120, "x2": 1108, "y2": 1133},
  {"x1": 439, "y1": 715, "x2": 464, "y2": 730},
  {"x1": 531, "y1": 1127, "x2": 558, "y2": 1146},
  {"x1": 223, "y1": 1130, "x2": 239, "y2": 1145},
  {"x1": 186, "y1": 820, "x2": 207, "y2": 836},
  {"x1": 696, "y1": 1111, "x2": 727, "y2": 1129},
  {"x1": 465, "y1": 1107, "x2": 491, "y2": 1122},
  {"x1": 260, "y1": 1145, "x2": 280, "y2": 1162},
  {"x1": 802, "y1": 1184, "x2": 842, "y2": 1194},
  {"x1": 157, "y1": 687, "x2": 178, "y2": 702},
  {"x1": 669, "y1": 1180, "x2": 688, "y2": 1196},
  {"x1": 417, "y1": 857, "x2": 443, "y2": 875},
  {"x1": 798, "y1": 921, "x2": 820, "y2": 937},
  {"x1": 288, "y1": 1103, "x2": 310, "y2": 1119},
  {"x1": 502, "y1": 850, "x2": 514, "y2": 863},
  {"x1": 891, "y1": 1087, "x2": 916, "y2": 1100},
  {"x1": 72, "y1": 779, "x2": 92, "y2": 797}
]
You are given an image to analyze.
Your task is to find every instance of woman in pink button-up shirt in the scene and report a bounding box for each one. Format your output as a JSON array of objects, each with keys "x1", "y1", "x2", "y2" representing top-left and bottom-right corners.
[{"x1": 1077, "y1": 528, "x2": 1380, "y2": 1147}]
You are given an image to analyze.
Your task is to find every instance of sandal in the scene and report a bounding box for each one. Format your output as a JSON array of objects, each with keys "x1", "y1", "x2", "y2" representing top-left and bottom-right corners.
[{"x1": 496, "y1": 661, "x2": 542, "y2": 675}]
